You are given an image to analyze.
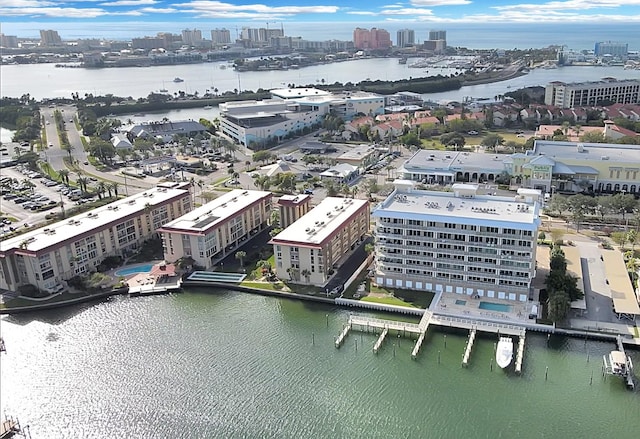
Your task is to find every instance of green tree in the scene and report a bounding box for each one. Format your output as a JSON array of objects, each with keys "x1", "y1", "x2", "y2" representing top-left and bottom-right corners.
[
  {"x1": 547, "y1": 290, "x2": 570, "y2": 323},
  {"x1": 480, "y1": 133, "x2": 504, "y2": 150}
]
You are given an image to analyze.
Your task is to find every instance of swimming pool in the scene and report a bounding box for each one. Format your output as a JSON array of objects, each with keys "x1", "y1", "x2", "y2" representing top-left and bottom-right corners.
[
  {"x1": 114, "y1": 264, "x2": 153, "y2": 277},
  {"x1": 478, "y1": 301, "x2": 512, "y2": 312},
  {"x1": 455, "y1": 299, "x2": 467, "y2": 306}
]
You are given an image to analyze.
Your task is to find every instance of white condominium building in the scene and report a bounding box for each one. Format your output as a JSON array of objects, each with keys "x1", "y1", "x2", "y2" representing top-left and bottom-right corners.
[
  {"x1": 219, "y1": 88, "x2": 384, "y2": 148},
  {"x1": 0, "y1": 183, "x2": 192, "y2": 292},
  {"x1": 159, "y1": 189, "x2": 272, "y2": 269},
  {"x1": 544, "y1": 79, "x2": 640, "y2": 108},
  {"x1": 372, "y1": 182, "x2": 541, "y2": 302},
  {"x1": 270, "y1": 197, "x2": 370, "y2": 286}
]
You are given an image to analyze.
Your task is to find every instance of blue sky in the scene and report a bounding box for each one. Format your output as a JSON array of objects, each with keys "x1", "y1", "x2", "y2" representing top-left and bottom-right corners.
[{"x1": 2, "y1": 1, "x2": 640, "y2": 23}]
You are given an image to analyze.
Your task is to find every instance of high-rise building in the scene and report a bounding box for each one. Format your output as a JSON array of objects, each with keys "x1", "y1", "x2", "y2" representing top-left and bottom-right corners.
[
  {"x1": 181, "y1": 28, "x2": 202, "y2": 46},
  {"x1": 373, "y1": 181, "x2": 540, "y2": 302},
  {"x1": 0, "y1": 34, "x2": 18, "y2": 48},
  {"x1": 131, "y1": 37, "x2": 165, "y2": 50},
  {"x1": 39, "y1": 29, "x2": 62, "y2": 46},
  {"x1": 544, "y1": 79, "x2": 640, "y2": 108},
  {"x1": 211, "y1": 28, "x2": 231, "y2": 44},
  {"x1": 397, "y1": 29, "x2": 415, "y2": 48},
  {"x1": 428, "y1": 30, "x2": 446, "y2": 41},
  {"x1": 594, "y1": 41, "x2": 628, "y2": 59},
  {"x1": 353, "y1": 27, "x2": 391, "y2": 50}
]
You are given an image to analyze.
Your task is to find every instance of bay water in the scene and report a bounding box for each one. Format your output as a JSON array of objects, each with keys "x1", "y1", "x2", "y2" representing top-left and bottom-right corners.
[{"x1": 1, "y1": 290, "x2": 638, "y2": 438}]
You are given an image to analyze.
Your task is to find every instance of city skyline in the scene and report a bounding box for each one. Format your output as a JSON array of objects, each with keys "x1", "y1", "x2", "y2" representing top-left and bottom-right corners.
[{"x1": 2, "y1": 0, "x2": 640, "y2": 34}]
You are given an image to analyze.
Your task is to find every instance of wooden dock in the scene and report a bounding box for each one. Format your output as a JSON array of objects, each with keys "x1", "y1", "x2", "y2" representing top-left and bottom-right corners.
[
  {"x1": 335, "y1": 323, "x2": 352, "y2": 348},
  {"x1": 373, "y1": 328, "x2": 388, "y2": 354},
  {"x1": 339, "y1": 310, "x2": 530, "y2": 366},
  {"x1": 515, "y1": 331, "x2": 526, "y2": 374},
  {"x1": 462, "y1": 328, "x2": 477, "y2": 367}
]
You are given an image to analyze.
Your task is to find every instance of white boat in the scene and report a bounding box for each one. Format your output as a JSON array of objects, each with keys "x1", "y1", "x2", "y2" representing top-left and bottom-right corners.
[
  {"x1": 496, "y1": 337, "x2": 513, "y2": 369},
  {"x1": 173, "y1": 77, "x2": 184, "y2": 83},
  {"x1": 204, "y1": 105, "x2": 213, "y2": 110}
]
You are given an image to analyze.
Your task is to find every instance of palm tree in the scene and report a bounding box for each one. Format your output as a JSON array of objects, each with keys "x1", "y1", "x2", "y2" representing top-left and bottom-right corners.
[
  {"x1": 301, "y1": 269, "x2": 311, "y2": 284},
  {"x1": 96, "y1": 181, "x2": 106, "y2": 199},
  {"x1": 58, "y1": 169, "x2": 70, "y2": 185},
  {"x1": 351, "y1": 186, "x2": 360, "y2": 199},
  {"x1": 110, "y1": 182, "x2": 120, "y2": 197},
  {"x1": 14, "y1": 146, "x2": 21, "y2": 158},
  {"x1": 77, "y1": 176, "x2": 89, "y2": 193},
  {"x1": 235, "y1": 251, "x2": 247, "y2": 267}
]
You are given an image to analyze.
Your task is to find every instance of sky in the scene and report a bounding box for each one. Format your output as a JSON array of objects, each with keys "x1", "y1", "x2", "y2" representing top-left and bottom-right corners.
[{"x1": 2, "y1": 0, "x2": 640, "y2": 40}]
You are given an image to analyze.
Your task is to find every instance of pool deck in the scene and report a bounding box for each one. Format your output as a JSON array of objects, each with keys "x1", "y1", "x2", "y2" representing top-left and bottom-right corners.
[
  {"x1": 436, "y1": 292, "x2": 536, "y2": 324},
  {"x1": 124, "y1": 263, "x2": 181, "y2": 296}
]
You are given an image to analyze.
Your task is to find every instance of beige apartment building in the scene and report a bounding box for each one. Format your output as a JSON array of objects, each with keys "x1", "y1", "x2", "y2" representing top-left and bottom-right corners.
[
  {"x1": 159, "y1": 189, "x2": 273, "y2": 269},
  {"x1": 277, "y1": 194, "x2": 312, "y2": 229},
  {"x1": 0, "y1": 183, "x2": 192, "y2": 293},
  {"x1": 270, "y1": 197, "x2": 370, "y2": 286}
]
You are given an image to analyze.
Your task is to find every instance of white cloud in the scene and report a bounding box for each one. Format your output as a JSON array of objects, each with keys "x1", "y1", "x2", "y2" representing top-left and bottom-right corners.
[
  {"x1": 380, "y1": 7, "x2": 435, "y2": 15},
  {"x1": 345, "y1": 11, "x2": 378, "y2": 15},
  {"x1": 2, "y1": 0, "x2": 56, "y2": 6},
  {"x1": 494, "y1": 0, "x2": 640, "y2": 11},
  {"x1": 100, "y1": 0, "x2": 158, "y2": 6},
  {"x1": 0, "y1": 6, "x2": 108, "y2": 17},
  {"x1": 138, "y1": 7, "x2": 177, "y2": 13},
  {"x1": 410, "y1": 0, "x2": 471, "y2": 4},
  {"x1": 172, "y1": 1, "x2": 339, "y2": 15}
]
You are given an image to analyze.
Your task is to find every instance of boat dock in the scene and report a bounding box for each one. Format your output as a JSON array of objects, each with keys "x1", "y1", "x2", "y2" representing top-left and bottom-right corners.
[
  {"x1": 515, "y1": 331, "x2": 526, "y2": 374},
  {"x1": 337, "y1": 309, "x2": 530, "y2": 371},
  {"x1": 462, "y1": 328, "x2": 477, "y2": 367},
  {"x1": 373, "y1": 328, "x2": 388, "y2": 354},
  {"x1": 602, "y1": 335, "x2": 635, "y2": 390},
  {"x1": 334, "y1": 323, "x2": 352, "y2": 348}
]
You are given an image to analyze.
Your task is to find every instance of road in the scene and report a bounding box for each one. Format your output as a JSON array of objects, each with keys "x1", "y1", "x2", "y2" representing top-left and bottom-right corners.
[{"x1": 41, "y1": 104, "x2": 154, "y2": 191}]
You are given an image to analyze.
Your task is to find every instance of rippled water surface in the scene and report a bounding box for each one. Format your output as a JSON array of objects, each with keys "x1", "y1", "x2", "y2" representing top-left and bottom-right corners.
[{"x1": 1, "y1": 290, "x2": 639, "y2": 438}]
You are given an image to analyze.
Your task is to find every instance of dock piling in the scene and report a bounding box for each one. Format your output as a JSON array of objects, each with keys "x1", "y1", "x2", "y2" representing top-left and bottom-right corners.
[{"x1": 545, "y1": 366, "x2": 549, "y2": 380}]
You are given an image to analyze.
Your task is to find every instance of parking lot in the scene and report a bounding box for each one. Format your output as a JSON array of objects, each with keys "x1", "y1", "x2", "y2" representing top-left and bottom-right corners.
[{"x1": 0, "y1": 165, "x2": 86, "y2": 235}]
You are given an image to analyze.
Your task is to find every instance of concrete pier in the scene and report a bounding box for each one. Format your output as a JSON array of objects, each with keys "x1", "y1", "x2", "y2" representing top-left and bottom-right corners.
[
  {"x1": 373, "y1": 328, "x2": 389, "y2": 354},
  {"x1": 335, "y1": 323, "x2": 351, "y2": 348},
  {"x1": 411, "y1": 333, "x2": 426, "y2": 359},
  {"x1": 515, "y1": 330, "x2": 526, "y2": 374},
  {"x1": 462, "y1": 328, "x2": 477, "y2": 367}
]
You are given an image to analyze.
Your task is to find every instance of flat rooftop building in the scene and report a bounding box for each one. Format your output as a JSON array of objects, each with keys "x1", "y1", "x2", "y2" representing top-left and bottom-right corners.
[
  {"x1": 373, "y1": 181, "x2": 541, "y2": 302},
  {"x1": 0, "y1": 183, "x2": 192, "y2": 292},
  {"x1": 159, "y1": 189, "x2": 272, "y2": 269},
  {"x1": 270, "y1": 197, "x2": 370, "y2": 286}
]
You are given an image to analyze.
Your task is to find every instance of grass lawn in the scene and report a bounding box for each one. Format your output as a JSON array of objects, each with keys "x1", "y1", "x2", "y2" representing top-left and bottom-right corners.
[
  {"x1": 361, "y1": 295, "x2": 415, "y2": 307},
  {"x1": 240, "y1": 280, "x2": 288, "y2": 291},
  {"x1": 369, "y1": 284, "x2": 434, "y2": 309}
]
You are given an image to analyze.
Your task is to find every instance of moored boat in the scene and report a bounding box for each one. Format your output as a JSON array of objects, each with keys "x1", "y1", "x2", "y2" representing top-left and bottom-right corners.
[
  {"x1": 173, "y1": 77, "x2": 184, "y2": 83},
  {"x1": 496, "y1": 337, "x2": 513, "y2": 369}
]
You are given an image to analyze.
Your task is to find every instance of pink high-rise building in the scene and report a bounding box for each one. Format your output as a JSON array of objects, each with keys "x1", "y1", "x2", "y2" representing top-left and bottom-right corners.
[{"x1": 353, "y1": 27, "x2": 391, "y2": 50}]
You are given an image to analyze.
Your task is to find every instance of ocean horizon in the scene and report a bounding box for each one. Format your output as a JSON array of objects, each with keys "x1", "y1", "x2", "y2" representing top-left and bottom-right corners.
[{"x1": 2, "y1": 22, "x2": 639, "y2": 52}]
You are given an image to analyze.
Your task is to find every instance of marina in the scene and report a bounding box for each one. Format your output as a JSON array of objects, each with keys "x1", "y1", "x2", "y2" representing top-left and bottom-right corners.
[{"x1": 1, "y1": 291, "x2": 638, "y2": 437}]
